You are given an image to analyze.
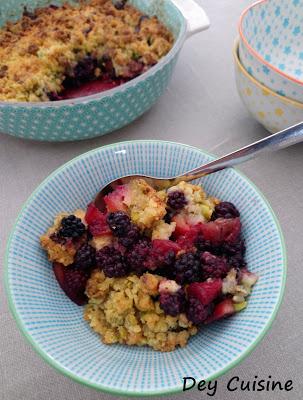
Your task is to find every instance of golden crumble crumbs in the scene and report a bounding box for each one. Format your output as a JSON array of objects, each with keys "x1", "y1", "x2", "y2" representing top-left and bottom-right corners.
[
  {"x1": 0, "y1": 0, "x2": 174, "y2": 102},
  {"x1": 84, "y1": 271, "x2": 197, "y2": 351}
]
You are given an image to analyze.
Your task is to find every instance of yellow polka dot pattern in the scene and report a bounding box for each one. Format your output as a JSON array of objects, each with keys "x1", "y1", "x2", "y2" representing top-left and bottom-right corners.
[{"x1": 234, "y1": 42, "x2": 303, "y2": 133}]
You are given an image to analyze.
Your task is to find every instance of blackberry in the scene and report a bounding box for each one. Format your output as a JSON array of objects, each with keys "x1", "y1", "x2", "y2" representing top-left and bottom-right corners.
[
  {"x1": 53, "y1": 263, "x2": 88, "y2": 305},
  {"x1": 159, "y1": 289, "x2": 186, "y2": 317},
  {"x1": 161, "y1": 251, "x2": 176, "y2": 269},
  {"x1": 63, "y1": 266, "x2": 89, "y2": 305},
  {"x1": 113, "y1": 0, "x2": 127, "y2": 10},
  {"x1": 100, "y1": 54, "x2": 116, "y2": 78},
  {"x1": 58, "y1": 215, "x2": 86, "y2": 239},
  {"x1": 63, "y1": 57, "x2": 97, "y2": 88},
  {"x1": 65, "y1": 267, "x2": 89, "y2": 293},
  {"x1": 50, "y1": 232, "x2": 66, "y2": 245},
  {"x1": 186, "y1": 297, "x2": 212, "y2": 325},
  {"x1": 200, "y1": 252, "x2": 229, "y2": 280},
  {"x1": 96, "y1": 246, "x2": 128, "y2": 278},
  {"x1": 222, "y1": 239, "x2": 246, "y2": 256},
  {"x1": 195, "y1": 234, "x2": 218, "y2": 254},
  {"x1": 150, "y1": 250, "x2": 176, "y2": 277},
  {"x1": 73, "y1": 56, "x2": 97, "y2": 82},
  {"x1": 228, "y1": 254, "x2": 247, "y2": 269},
  {"x1": 75, "y1": 243, "x2": 96, "y2": 270},
  {"x1": 173, "y1": 252, "x2": 201, "y2": 285},
  {"x1": 107, "y1": 211, "x2": 131, "y2": 237},
  {"x1": 107, "y1": 211, "x2": 141, "y2": 247},
  {"x1": 164, "y1": 209, "x2": 176, "y2": 224},
  {"x1": 118, "y1": 224, "x2": 140, "y2": 248},
  {"x1": 211, "y1": 202, "x2": 240, "y2": 220},
  {"x1": 222, "y1": 239, "x2": 246, "y2": 269},
  {"x1": 152, "y1": 252, "x2": 176, "y2": 278},
  {"x1": 126, "y1": 238, "x2": 151, "y2": 275},
  {"x1": 167, "y1": 191, "x2": 187, "y2": 210},
  {"x1": 87, "y1": 230, "x2": 93, "y2": 241}
]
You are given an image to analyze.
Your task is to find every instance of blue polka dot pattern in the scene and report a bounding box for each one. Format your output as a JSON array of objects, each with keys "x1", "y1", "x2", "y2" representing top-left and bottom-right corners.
[
  {"x1": 0, "y1": 0, "x2": 186, "y2": 142},
  {"x1": 5, "y1": 141, "x2": 286, "y2": 396},
  {"x1": 239, "y1": 0, "x2": 303, "y2": 102}
]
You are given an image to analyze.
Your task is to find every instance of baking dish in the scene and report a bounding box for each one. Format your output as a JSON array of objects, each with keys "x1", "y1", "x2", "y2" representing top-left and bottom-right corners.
[{"x1": 0, "y1": 0, "x2": 209, "y2": 141}]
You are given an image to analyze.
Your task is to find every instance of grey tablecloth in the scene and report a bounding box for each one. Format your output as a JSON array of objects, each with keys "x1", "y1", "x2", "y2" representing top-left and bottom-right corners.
[{"x1": 1, "y1": 1, "x2": 303, "y2": 399}]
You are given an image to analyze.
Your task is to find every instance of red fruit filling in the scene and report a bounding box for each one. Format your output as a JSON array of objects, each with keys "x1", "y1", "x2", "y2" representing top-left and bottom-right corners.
[
  {"x1": 174, "y1": 217, "x2": 241, "y2": 247},
  {"x1": 199, "y1": 217, "x2": 241, "y2": 244},
  {"x1": 59, "y1": 78, "x2": 126, "y2": 99},
  {"x1": 53, "y1": 262, "x2": 88, "y2": 306},
  {"x1": 152, "y1": 239, "x2": 181, "y2": 255},
  {"x1": 48, "y1": 55, "x2": 130, "y2": 100},
  {"x1": 205, "y1": 298, "x2": 235, "y2": 324},
  {"x1": 176, "y1": 226, "x2": 201, "y2": 250},
  {"x1": 172, "y1": 214, "x2": 192, "y2": 237},
  {"x1": 104, "y1": 185, "x2": 130, "y2": 212},
  {"x1": 148, "y1": 239, "x2": 181, "y2": 270},
  {"x1": 187, "y1": 280, "x2": 223, "y2": 306},
  {"x1": 85, "y1": 203, "x2": 111, "y2": 236}
]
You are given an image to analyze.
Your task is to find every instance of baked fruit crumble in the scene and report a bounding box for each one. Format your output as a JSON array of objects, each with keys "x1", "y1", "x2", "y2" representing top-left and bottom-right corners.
[
  {"x1": 0, "y1": 0, "x2": 174, "y2": 102},
  {"x1": 41, "y1": 178, "x2": 258, "y2": 352}
]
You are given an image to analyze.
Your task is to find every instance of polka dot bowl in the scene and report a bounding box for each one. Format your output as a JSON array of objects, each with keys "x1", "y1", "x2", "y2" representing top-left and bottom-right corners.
[
  {"x1": 5, "y1": 141, "x2": 286, "y2": 396},
  {"x1": 239, "y1": 0, "x2": 303, "y2": 103},
  {"x1": 0, "y1": 0, "x2": 209, "y2": 142},
  {"x1": 234, "y1": 39, "x2": 303, "y2": 133}
]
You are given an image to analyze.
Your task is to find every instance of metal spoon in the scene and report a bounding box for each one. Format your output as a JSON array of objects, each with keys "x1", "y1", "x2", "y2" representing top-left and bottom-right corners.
[{"x1": 95, "y1": 121, "x2": 303, "y2": 207}]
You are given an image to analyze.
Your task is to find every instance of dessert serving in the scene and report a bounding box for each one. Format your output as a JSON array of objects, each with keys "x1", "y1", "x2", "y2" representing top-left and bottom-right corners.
[
  {"x1": 6, "y1": 140, "x2": 286, "y2": 392},
  {"x1": 41, "y1": 178, "x2": 258, "y2": 352},
  {"x1": 0, "y1": 0, "x2": 174, "y2": 102}
]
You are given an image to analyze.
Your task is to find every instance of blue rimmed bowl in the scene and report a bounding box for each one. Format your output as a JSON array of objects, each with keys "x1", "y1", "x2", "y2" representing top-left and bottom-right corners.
[
  {"x1": 0, "y1": 0, "x2": 209, "y2": 141},
  {"x1": 5, "y1": 141, "x2": 286, "y2": 396}
]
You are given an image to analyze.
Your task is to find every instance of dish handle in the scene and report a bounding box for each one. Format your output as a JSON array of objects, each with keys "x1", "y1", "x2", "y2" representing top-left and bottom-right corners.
[{"x1": 171, "y1": 0, "x2": 210, "y2": 38}]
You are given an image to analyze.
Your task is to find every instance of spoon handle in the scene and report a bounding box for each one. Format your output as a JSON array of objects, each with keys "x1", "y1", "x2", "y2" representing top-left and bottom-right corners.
[{"x1": 181, "y1": 121, "x2": 303, "y2": 181}]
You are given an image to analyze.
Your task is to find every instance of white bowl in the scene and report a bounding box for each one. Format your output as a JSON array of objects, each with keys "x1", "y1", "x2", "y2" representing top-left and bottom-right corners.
[
  {"x1": 234, "y1": 39, "x2": 303, "y2": 133},
  {"x1": 239, "y1": 0, "x2": 303, "y2": 103}
]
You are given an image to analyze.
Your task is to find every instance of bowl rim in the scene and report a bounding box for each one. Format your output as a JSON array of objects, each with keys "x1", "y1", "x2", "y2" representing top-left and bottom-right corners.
[
  {"x1": 4, "y1": 140, "x2": 287, "y2": 397},
  {"x1": 238, "y1": 0, "x2": 303, "y2": 87},
  {"x1": 234, "y1": 38, "x2": 303, "y2": 109},
  {"x1": 0, "y1": 0, "x2": 187, "y2": 108}
]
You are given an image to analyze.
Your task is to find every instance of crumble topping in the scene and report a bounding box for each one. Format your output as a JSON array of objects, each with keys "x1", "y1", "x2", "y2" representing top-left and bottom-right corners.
[
  {"x1": 0, "y1": 0, "x2": 174, "y2": 102},
  {"x1": 84, "y1": 270, "x2": 197, "y2": 351}
]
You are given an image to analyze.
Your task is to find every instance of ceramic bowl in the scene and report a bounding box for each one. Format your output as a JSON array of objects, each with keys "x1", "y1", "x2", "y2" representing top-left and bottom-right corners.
[
  {"x1": 5, "y1": 140, "x2": 286, "y2": 396},
  {"x1": 0, "y1": 0, "x2": 209, "y2": 142},
  {"x1": 239, "y1": 0, "x2": 303, "y2": 103},
  {"x1": 234, "y1": 39, "x2": 303, "y2": 133}
]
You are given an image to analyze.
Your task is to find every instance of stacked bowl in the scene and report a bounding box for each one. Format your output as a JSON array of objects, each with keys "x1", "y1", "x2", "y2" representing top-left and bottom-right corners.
[{"x1": 235, "y1": 0, "x2": 303, "y2": 132}]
